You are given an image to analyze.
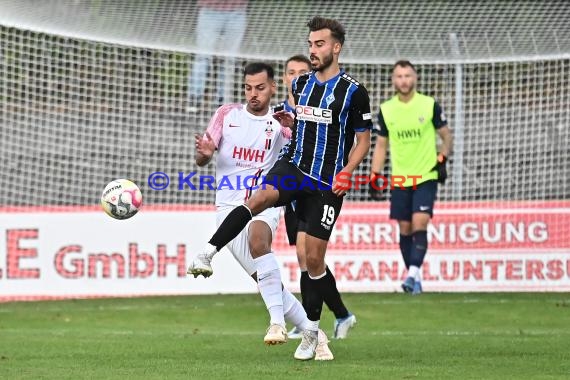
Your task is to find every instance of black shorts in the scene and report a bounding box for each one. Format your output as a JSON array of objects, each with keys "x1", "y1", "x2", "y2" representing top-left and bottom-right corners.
[
  {"x1": 263, "y1": 160, "x2": 343, "y2": 241},
  {"x1": 284, "y1": 201, "x2": 308, "y2": 246},
  {"x1": 390, "y1": 179, "x2": 437, "y2": 221}
]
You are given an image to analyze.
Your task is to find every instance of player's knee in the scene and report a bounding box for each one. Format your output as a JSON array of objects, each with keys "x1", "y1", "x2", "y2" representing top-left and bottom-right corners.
[
  {"x1": 411, "y1": 214, "x2": 430, "y2": 231},
  {"x1": 398, "y1": 221, "x2": 412, "y2": 235},
  {"x1": 246, "y1": 190, "x2": 278, "y2": 215},
  {"x1": 305, "y1": 251, "x2": 325, "y2": 273},
  {"x1": 249, "y1": 238, "x2": 271, "y2": 258}
]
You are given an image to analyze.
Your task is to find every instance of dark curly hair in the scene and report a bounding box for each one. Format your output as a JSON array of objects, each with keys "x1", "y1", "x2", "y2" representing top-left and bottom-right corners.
[{"x1": 307, "y1": 16, "x2": 345, "y2": 45}]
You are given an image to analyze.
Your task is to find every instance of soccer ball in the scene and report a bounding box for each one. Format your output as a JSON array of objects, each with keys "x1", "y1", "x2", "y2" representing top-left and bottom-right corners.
[{"x1": 100, "y1": 179, "x2": 143, "y2": 220}]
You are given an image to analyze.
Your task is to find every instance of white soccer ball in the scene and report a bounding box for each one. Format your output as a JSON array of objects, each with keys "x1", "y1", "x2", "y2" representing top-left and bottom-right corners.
[{"x1": 100, "y1": 179, "x2": 143, "y2": 220}]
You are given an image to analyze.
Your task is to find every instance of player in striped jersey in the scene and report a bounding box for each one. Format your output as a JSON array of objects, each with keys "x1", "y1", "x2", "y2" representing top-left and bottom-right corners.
[
  {"x1": 189, "y1": 17, "x2": 372, "y2": 360},
  {"x1": 189, "y1": 62, "x2": 333, "y2": 359},
  {"x1": 279, "y1": 54, "x2": 356, "y2": 340}
]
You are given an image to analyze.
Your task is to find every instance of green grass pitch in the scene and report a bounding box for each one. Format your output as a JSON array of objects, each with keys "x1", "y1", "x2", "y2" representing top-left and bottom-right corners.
[{"x1": 1, "y1": 293, "x2": 569, "y2": 379}]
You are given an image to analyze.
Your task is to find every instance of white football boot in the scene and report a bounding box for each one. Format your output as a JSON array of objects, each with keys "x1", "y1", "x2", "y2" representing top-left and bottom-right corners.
[
  {"x1": 314, "y1": 329, "x2": 334, "y2": 361},
  {"x1": 187, "y1": 243, "x2": 217, "y2": 278},
  {"x1": 333, "y1": 313, "x2": 356, "y2": 339},
  {"x1": 294, "y1": 330, "x2": 318, "y2": 360},
  {"x1": 263, "y1": 324, "x2": 288, "y2": 345}
]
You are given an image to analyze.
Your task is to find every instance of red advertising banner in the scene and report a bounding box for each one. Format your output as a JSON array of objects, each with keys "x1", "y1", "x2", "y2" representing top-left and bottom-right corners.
[{"x1": 0, "y1": 201, "x2": 568, "y2": 301}]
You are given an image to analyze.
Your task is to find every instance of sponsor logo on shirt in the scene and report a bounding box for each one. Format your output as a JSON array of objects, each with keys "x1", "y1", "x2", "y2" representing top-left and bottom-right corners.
[
  {"x1": 232, "y1": 146, "x2": 265, "y2": 162},
  {"x1": 295, "y1": 105, "x2": 333, "y2": 124}
]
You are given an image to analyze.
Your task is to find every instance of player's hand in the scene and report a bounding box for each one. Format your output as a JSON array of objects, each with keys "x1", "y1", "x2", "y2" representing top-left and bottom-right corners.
[
  {"x1": 369, "y1": 172, "x2": 387, "y2": 201},
  {"x1": 332, "y1": 171, "x2": 352, "y2": 197},
  {"x1": 272, "y1": 110, "x2": 295, "y2": 129},
  {"x1": 432, "y1": 153, "x2": 448, "y2": 184},
  {"x1": 195, "y1": 132, "x2": 215, "y2": 157}
]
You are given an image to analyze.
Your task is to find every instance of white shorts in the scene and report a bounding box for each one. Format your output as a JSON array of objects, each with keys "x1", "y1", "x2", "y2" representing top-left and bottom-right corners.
[{"x1": 216, "y1": 206, "x2": 281, "y2": 276}]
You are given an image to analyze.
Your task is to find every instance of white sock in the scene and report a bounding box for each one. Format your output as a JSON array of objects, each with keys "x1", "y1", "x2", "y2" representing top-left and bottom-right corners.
[
  {"x1": 205, "y1": 242, "x2": 217, "y2": 257},
  {"x1": 306, "y1": 319, "x2": 320, "y2": 332},
  {"x1": 308, "y1": 271, "x2": 326, "y2": 280},
  {"x1": 415, "y1": 270, "x2": 422, "y2": 282},
  {"x1": 254, "y1": 253, "x2": 285, "y2": 326},
  {"x1": 408, "y1": 265, "x2": 420, "y2": 280},
  {"x1": 282, "y1": 287, "x2": 310, "y2": 330}
]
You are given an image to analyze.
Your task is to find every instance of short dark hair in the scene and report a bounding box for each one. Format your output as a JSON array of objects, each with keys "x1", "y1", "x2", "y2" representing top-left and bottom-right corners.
[
  {"x1": 285, "y1": 54, "x2": 312, "y2": 70},
  {"x1": 243, "y1": 62, "x2": 275, "y2": 80},
  {"x1": 307, "y1": 16, "x2": 345, "y2": 45},
  {"x1": 392, "y1": 60, "x2": 416, "y2": 73}
]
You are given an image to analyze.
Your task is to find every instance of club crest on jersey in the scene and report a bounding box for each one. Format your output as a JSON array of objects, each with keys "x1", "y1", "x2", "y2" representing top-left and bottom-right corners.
[
  {"x1": 295, "y1": 105, "x2": 333, "y2": 124},
  {"x1": 325, "y1": 93, "x2": 335, "y2": 106},
  {"x1": 265, "y1": 123, "x2": 273, "y2": 136},
  {"x1": 418, "y1": 116, "x2": 425, "y2": 123}
]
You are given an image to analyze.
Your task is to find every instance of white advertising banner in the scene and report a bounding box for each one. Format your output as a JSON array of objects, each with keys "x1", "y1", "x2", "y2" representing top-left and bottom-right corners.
[{"x1": 1, "y1": 201, "x2": 569, "y2": 301}]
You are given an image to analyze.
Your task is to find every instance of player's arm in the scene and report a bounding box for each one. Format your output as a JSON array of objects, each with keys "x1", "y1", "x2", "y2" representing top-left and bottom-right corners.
[
  {"x1": 370, "y1": 108, "x2": 389, "y2": 176},
  {"x1": 432, "y1": 101, "x2": 453, "y2": 183},
  {"x1": 433, "y1": 101, "x2": 453, "y2": 158},
  {"x1": 344, "y1": 130, "x2": 370, "y2": 174},
  {"x1": 333, "y1": 129, "x2": 370, "y2": 196},
  {"x1": 342, "y1": 87, "x2": 373, "y2": 174},
  {"x1": 332, "y1": 87, "x2": 372, "y2": 196},
  {"x1": 195, "y1": 106, "x2": 224, "y2": 166}
]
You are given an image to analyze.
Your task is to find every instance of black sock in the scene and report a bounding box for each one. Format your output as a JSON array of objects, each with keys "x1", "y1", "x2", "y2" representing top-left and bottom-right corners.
[
  {"x1": 208, "y1": 205, "x2": 252, "y2": 251},
  {"x1": 304, "y1": 276, "x2": 324, "y2": 322},
  {"x1": 399, "y1": 234, "x2": 413, "y2": 269},
  {"x1": 321, "y1": 267, "x2": 349, "y2": 319},
  {"x1": 300, "y1": 271, "x2": 309, "y2": 311},
  {"x1": 409, "y1": 230, "x2": 428, "y2": 268}
]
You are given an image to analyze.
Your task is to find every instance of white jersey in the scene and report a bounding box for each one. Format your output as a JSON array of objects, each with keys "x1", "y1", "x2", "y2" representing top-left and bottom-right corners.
[{"x1": 206, "y1": 104, "x2": 291, "y2": 208}]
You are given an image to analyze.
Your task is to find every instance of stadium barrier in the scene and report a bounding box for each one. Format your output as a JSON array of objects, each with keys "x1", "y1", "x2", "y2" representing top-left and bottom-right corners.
[{"x1": 1, "y1": 201, "x2": 569, "y2": 301}]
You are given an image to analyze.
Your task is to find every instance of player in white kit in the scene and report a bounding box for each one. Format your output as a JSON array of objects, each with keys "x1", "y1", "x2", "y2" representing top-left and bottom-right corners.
[{"x1": 190, "y1": 62, "x2": 333, "y2": 360}]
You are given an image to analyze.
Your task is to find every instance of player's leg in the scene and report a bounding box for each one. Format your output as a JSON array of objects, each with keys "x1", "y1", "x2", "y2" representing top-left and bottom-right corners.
[
  {"x1": 390, "y1": 186, "x2": 415, "y2": 293},
  {"x1": 283, "y1": 202, "x2": 306, "y2": 308},
  {"x1": 407, "y1": 180, "x2": 438, "y2": 295},
  {"x1": 285, "y1": 224, "x2": 305, "y2": 339},
  {"x1": 398, "y1": 220, "x2": 413, "y2": 269},
  {"x1": 294, "y1": 234, "x2": 326, "y2": 360},
  {"x1": 241, "y1": 196, "x2": 335, "y2": 358},
  {"x1": 296, "y1": 229, "x2": 308, "y2": 312},
  {"x1": 224, "y1": 208, "x2": 311, "y2": 345},
  {"x1": 187, "y1": 162, "x2": 293, "y2": 277},
  {"x1": 247, "y1": 219, "x2": 288, "y2": 344},
  {"x1": 296, "y1": 218, "x2": 355, "y2": 339},
  {"x1": 294, "y1": 189, "x2": 343, "y2": 360}
]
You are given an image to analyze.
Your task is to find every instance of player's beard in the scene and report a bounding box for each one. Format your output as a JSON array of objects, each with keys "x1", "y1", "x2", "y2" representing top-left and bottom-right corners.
[
  {"x1": 247, "y1": 98, "x2": 266, "y2": 115},
  {"x1": 311, "y1": 52, "x2": 334, "y2": 72},
  {"x1": 396, "y1": 83, "x2": 415, "y2": 97}
]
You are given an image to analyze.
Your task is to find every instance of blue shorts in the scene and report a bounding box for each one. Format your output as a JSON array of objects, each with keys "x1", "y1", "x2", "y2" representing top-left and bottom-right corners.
[{"x1": 390, "y1": 180, "x2": 438, "y2": 221}]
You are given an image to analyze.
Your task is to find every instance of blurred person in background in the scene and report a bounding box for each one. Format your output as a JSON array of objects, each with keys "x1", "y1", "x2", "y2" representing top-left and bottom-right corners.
[
  {"x1": 187, "y1": 0, "x2": 247, "y2": 113},
  {"x1": 370, "y1": 60, "x2": 453, "y2": 295}
]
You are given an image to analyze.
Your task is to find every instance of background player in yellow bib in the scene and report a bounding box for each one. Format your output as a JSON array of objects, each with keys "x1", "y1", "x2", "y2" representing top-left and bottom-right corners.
[{"x1": 370, "y1": 60, "x2": 453, "y2": 294}]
